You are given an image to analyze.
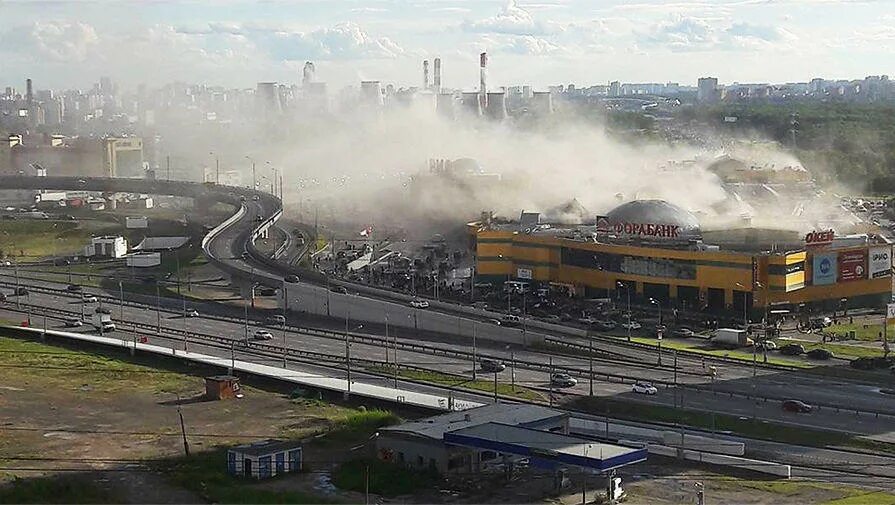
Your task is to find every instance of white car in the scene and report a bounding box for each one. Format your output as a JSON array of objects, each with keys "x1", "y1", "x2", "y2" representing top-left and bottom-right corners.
[
  {"x1": 82, "y1": 295, "x2": 98, "y2": 303},
  {"x1": 620, "y1": 321, "x2": 642, "y2": 330},
  {"x1": 253, "y1": 330, "x2": 274, "y2": 341},
  {"x1": 410, "y1": 299, "x2": 429, "y2": 309},
  {"x1": 632, "y1": 381, "x2": 658, "y2": 395},
  {"x1": 551, "y1": 373, "x2": 578, "y2": 388},
  {"x1": 185, "y1": 309, "x2": 199, "y2": 317}
]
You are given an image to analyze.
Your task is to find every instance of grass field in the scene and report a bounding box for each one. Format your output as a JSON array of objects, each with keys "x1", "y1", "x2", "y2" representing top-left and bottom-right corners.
[
  {"x1": 0, "y1": 335, "x2": 198, "y2": 395},
  {"x1": 826, "y1": 322, "x2": 894, "y2": 342},
  {"x1": 332, "y1": 459, "x2": 438, "y2": 497},
  {"x1": 0, "y1": 475, "x2": 121, "y2": 504},
  {"x1": 366, "y1": 364, "x2": 545, "y2": 402},
  {"x1": 0, "y1": 220, "x2": 121, "y2": 259},
  {"x1": 627, "y1": 336, "x2": 811, "y2": 368}
]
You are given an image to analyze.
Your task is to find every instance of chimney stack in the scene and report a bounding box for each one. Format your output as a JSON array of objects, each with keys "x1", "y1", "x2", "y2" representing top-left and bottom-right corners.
[
  {"x1": 433, "y1": 58, "x2": 442, "y2": 93},
  {"x1": 423, "y1": 60, "x2": 430, "y2": 90},
  {"x1": 479, "y1": 52, "x2": 488, "y2": 111}
]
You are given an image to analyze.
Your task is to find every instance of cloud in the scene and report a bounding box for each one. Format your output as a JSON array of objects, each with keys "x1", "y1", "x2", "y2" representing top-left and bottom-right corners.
[
  {"x1": 0, "y1": 20, "x2": 99, "y2": 62},
  {"x1": 462, "y1": 0, "x2": 562, "y2": 35},
  {"x1": 642, "y1": 16, "x2": 798, "y2": 51},
  {"x1": 484, "y1": 34, "x2": 562, "y2": 55}
]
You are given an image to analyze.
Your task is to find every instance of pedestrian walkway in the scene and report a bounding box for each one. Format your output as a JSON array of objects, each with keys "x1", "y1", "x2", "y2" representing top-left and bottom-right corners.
[{"x1": 4, "y1": 325, "x2": 484, "y2": 412}]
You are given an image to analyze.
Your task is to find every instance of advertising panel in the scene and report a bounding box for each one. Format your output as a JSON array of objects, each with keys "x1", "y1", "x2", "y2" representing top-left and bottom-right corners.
[
  {"x1": 812, "y1": 252, "x2": 837, "y2": 285},
  {"x1": 870, "y1": 246, "x2": 892, "y2": 279},
  {"x1": 887, "y1": 303, "x2": 895, "y2": 321},
  {"x1": 805, "y1": 229, "x2": 835, "y2": 247},
  {"x1": 516, "y1": 268, "x2": 533, "y2": 280},
  {"x1": 839, "y1": 250, "x2": 867, "y2": 282}
]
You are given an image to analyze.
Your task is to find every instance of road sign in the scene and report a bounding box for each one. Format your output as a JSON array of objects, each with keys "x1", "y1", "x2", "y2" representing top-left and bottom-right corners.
[{"x1": 887, "y1": 303, "x2": 895, "y2": 321}]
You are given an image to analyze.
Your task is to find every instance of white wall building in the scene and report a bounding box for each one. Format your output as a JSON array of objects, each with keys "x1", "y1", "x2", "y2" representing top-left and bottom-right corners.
[{"x1": 86, "y1": 236, "x2": 128, "y2": 258}]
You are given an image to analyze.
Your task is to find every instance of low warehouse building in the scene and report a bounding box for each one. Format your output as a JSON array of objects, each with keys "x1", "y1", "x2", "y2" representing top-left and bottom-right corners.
[
  {"x1": 227, "y1": 439, "x2": 303, "y2": 479},
  {"x1": 376, "y1": 404, "x2": 645, "y2": 477}
]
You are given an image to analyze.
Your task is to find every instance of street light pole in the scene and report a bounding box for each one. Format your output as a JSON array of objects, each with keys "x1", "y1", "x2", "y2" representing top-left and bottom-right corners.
[
  {"x1": 617, "y1": 281, "x2": 631, "y2": 342},
  {"x1": 472, "y1": 320, "x2": 478, "y2": 381},
  {"x1": 345, "y1": 309, "x2": 351, "y2": 395}
]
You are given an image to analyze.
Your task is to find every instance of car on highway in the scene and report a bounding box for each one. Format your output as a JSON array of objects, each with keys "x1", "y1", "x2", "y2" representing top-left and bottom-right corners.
[
  {"x1": 82, "y1": 295, "x2": 98, "y2": 303},
  {"x1": 620, "y1": 321, "x2": 642, "y2": 330},
  {"x1": 410, "y1": 299, "x2": 429, "y2": 309},
  {"x1": 63, "y1": 316, "x2": 82, "y2": 327},
  {"x1": 782, "y1": 399, "x2": 812, "y2": 413},
  {"x1": 252, "y1": 194, "x2": 260, "y2": 201},
  {"x1": 578, "y1": 317, "x2": 599, "y2": 326},
  {"x1": 672, "y1": 327, "x2": 696, "y2": 338},
  {"x1": 98, "y1": 322, "x2": 116, "y2": 333},
  {"x1": 330, "y1": 286, "x2": 348, "y2": 294},
  {"x1": 489, "y1": 318, "x2": 503, "y2": 326},
  {"x1": 542, "y1": 315, "x2": 562, "y2": 323},
  {"x1": 285, "y1": 274, "x2": 300, "y2": 283},
  {"x1": 14, "y1": 287, "x2": 28, "y2": 296},
  {"x1": 632, "y1": 381, "x2": 658, "y2": 395},
  {"x1": 756, "y1": 340, "x2": 777, "y2": 350},
  {"x1": 780, "y1": 343, "x2": 806, "y2": 356},
  {"x1": 0, "y1": 292, "x2": 6, "y2": 302},
  {"x1": 806, "y1": 348, "x2": 834, "y2": 360},
  {"x1": 501, "y1": 314, "x2": 522, "y2": 326},
  {"x1": 480, "y1": 359, "x2": 506, "y2": 373},
  {"x1": 253, "y1": 330, "x2": 274, "y2": 341},
  {"x1": 550, "y1": 373, "x2": 578, "y2": 388},
  {"x1": 66, "y1": 284, "x2": 82, "y2": 293},
  {"x1": 95, "y1": 306, "x2": 112, "y2": 314},
  {"x1": 185, "y1": 309, "x2": 200, "y2": 318},
  {"x1": 257, "y1": 287, "x2": 277, "y2": 296},
  {"x1": 269, "y1": 314, "x2": 286, "y2": 325},
  {"x1": 595, "y1": 320, "x2": 617, "y2": 331}
]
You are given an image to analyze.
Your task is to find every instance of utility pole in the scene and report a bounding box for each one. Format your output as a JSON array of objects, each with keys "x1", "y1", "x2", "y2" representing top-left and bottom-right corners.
[
  {"x1": 282, "y1": 281, "x2": 288, "y2": 368},
  {"x1": 384, "y1": 313, "x2": 390, "y2": 365},
  {"x1": 166, "y1": 155, "x2": 170, "y2": 181},
  {"x1": 589, "y1": 332, "x2": 594, "y2": 396},
  {"x1": 549, "y1": 356, "x2": 554, "y2": 407},
  {"x1": 177, "y1": 396, "x2": 190, "y2": 456},
  {"x1": 472, "y1": 320, "x2": 477, "y2": 381},
  {"x1": 119, "y1": 281, "x2": 124, "y2": 320},
  {"x1": 345, "y1": 309, "x2": 351, "y2": 395},
  {"x1": 155, "y1": 282, "x2": 161, "y2": 335}
]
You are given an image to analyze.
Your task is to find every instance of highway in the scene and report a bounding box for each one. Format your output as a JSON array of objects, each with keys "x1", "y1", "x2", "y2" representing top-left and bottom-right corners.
[{"x1": 4, "y1": 277, "x2": 895, "y2": 440}]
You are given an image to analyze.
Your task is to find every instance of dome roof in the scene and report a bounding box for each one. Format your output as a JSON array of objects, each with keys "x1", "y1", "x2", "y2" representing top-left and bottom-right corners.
[{"x1": 606, "y1": 200, "x2": 700, "y2": 240}]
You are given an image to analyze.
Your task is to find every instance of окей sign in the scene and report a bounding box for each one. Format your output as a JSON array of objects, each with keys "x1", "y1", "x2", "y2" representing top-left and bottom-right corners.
[
  {"x1": 615, "y1": 222, "x2": 680, "y2": 238},
  {"x1": 805, "y1": 229, "x2": 834, "y2": 247}
]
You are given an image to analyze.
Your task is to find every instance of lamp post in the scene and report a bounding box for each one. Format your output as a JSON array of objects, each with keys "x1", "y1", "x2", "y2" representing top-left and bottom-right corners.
[
  {"x1": 650, "y1": 298, "x2": 663, "y2": 366},
  {"x1": 245, "y1": 156, "x2": 256, "y2": 189},
  {"x1": 735, "y1": 282, "x2": 750, "y2": 329},
  {"x1": 617, "y1": 281, "x2": 631, "y2": 342}
]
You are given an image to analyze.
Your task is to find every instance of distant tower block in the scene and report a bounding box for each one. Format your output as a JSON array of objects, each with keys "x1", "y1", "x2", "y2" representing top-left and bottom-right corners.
[
  {"x1": 423, "y1": 60, "x2": 430, "y2": 90},
  {"x1": 433, "y1": 58, "x2": 442, "y2": 93},
  {"x1": 532, "y1": 91, "x2": 554, "y2": 114},
  {"x1": 436, "y1": 93, "x2": 455, "y2": 120},
  {"x1": 485, "y1": 92, "x2": 507, "y2": 121},
  {"x1": 479, "y1": 52, "x2": 488, "y2": 111},
  {"x1": 461, "y1": 92, "x2": 483, "y2": 117},
  {"x1": 302, "y1": 61, "x2": 316, "y2": 87}
]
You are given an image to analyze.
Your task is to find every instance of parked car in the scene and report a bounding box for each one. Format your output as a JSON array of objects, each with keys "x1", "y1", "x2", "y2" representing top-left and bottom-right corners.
[
  {"x1": 66, "y1": 284, "x2": 82, "y2": 293},
  {"x1": 480, "y1": 359, "x2": 506, "y2": 373},
  {"x1": 806, "y1": 348, "x2": 834, "y2": 360},
  {"x1": 550, "y1": 373, "x2": 578, "y2": 388},
  {"x1": 253, "y1": 330, "x2": 274, "y2": 341},
  {"x1": 185, "y1": 309, "x2": 200, "y2": 318},
  {"x1": 82, "y1": 295, "x2": 98, "y2": 303},
  {"x1": 284, "y1": 274, "x2": 300, "y2": 283},
  {"x1": 632, "y1": 381, "x2": 658, "y2": 395},
  {"x1": 780, "y1": 344, "x2": 806, "y2": 356},
  {"x1": 672, "y1": 327, "x2": 696, "y2": 338},
  {"x1": 410, "y1": 299, "x2": 429, "y2": 309},
  {"x1": 782, "y1": 399, "x2": 812, "y2": 413},
  {"x1": 63, "y1": 316, "x2": 83, "y2": 327}
]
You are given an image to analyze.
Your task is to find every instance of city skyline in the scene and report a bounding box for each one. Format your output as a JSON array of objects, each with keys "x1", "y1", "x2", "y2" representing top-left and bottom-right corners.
[{"x1": 0, "y1": 0, "x2": 892, "y2": 90}]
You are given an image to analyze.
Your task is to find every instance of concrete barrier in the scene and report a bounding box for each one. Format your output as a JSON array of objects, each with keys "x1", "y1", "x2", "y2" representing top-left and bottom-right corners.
[
  {"x1": 641, "y1": 444, "x2": 790, "y2": 478},
  {"x1": 570, "y1": 418, "x2": 745, "y2": 456},
  {"x1": 661, "y1": 431, "x2": 745, "y2": 456}
]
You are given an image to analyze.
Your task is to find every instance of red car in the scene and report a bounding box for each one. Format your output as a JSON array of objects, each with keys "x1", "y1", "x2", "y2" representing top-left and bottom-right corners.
[{"x1": 782, "y1": 400, "x2": 812, "y2": 413}]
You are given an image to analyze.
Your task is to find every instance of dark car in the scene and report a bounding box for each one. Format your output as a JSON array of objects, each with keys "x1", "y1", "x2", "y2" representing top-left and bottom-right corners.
[
  {"x1": 782, "y1": 399, "x2": 812, "y2": 413},
  {"x1": 780, "y1": 344, "x2": 806, "y2": 356},
  {"x1": 285, "y1": 274, "x2": 300, "y2": 283},
  {"x1": 66, "y1": 284, "x2": 82, "y2": 292},
  {"x1": 480, "y1": 359, "x2": 506, "y2": 373},
  {"x1": 0, "y1": 292, "x2": 7, "y2": 302},
  {"x1": 806, "y1": 348, "x2": 834, "y2": 360},
  {"x1": 851, "y1": 357, "x2": 875, "y2": 370},
  {"x1": 257, "y1": 287, "x2": 277, "y2": 296},
  {"x1": 14, "y1": 287, "x2": 28, "y2": 296},
  {"x1": 330, "y1": 286, "x2": 348, "y2": 294}
]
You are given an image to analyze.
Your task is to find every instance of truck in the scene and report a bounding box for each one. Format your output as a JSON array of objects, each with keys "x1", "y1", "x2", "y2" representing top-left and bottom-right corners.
[
  {"x1": 91, "y1": 311, "x2": 116, "y2": 333},
  {"x1": 712, "y1": 328, "x2": 752, "y2": 348}
]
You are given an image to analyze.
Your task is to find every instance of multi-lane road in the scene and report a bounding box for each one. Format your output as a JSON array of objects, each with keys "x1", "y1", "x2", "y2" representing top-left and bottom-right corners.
[{"x1": 4, "y1": 274, "x2": 895, "y2": 441}]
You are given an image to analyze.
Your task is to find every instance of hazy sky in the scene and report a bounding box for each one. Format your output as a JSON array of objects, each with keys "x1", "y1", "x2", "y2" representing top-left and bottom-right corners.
[{"x1": 0, "y1": 0, "x2": 892, "y2": 91}]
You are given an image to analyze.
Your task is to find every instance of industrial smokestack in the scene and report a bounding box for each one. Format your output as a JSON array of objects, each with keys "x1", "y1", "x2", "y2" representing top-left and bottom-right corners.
[
  {"x1": 433, "y1": 58, "x2": 442, "y2": 93},
  {"x1": 423, "y1": 60, "x2": 430, "y2": 90},
  {"x1": 479, "y1": 52, "x2": 488, "y2": 111},
  {"x1": 25, "y1": 78, "x2": 33, "y2": 107}
]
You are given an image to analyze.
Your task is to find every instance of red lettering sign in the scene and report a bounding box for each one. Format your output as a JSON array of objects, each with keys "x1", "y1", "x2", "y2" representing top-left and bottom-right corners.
[
  {"x1": 614, "y1": 222, "x2": 680, "y2": 238},
  {"x1": 805, "y1": 229, "x2": 835, "y2": 246}
]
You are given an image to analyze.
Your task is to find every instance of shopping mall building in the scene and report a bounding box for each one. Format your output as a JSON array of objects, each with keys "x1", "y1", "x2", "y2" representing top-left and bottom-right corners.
[{"x1": 469, "y1": 200, "x2": 892, "y2": 316}]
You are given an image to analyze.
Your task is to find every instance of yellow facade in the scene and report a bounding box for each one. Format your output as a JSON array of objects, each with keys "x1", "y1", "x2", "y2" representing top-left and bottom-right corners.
[{"x1": 471, "y1": 225, "x2": 891, "y2": 311}]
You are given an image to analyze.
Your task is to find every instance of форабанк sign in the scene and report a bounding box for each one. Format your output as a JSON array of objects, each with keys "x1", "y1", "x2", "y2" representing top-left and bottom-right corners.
[{"x1": 614, "y1": 222, "x2": 680, "y2": 238}]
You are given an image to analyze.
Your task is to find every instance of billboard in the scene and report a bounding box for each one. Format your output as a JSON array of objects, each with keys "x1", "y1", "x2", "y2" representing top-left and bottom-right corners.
[
  {"x1": 870, "y1": 246, "x2": 892, "y2": 279},
  {"x1": 839, "y1": 250, "x2": 867, "y2": 282},
  {"x1": 516, "y1": 268, "x2": 532, "y2": 280},
  {"x1": 805, "y1": 229, "x2": 835, "y2": 247},
  {"x1": 812, "y1": 252, "x2": 837, "y2": 285}
]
